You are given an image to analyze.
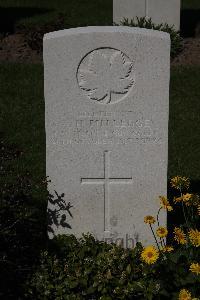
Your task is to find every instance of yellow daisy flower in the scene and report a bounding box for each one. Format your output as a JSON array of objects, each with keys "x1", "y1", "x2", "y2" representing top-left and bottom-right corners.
[
  {"x1": 197, "y1": 205, "x2": 200, "y2": 216},
  {"x1": 161, "y1": 245, "x2": 174, "y2": 253},
  {"x1": 189, "y1": 263, "x2": 200, "y2": 275},
  {"x1": 174, "y1": 227, "x2": 187, "y2": 245},
  {"x1": 144, "y1": 215, "x2": 156, "y2": 224},
  {"x1": 156, "y1": 226, "x2": 168, "y2": 238},
  {"x1": 193, "y1": 194, "x2": 200, "y2": 206},
  {"x1": 170, "y1": 176, "x2": 190, "y2": 190},
  {"x1": 174, "y1": 194, "x2": 194, "y2": 206},
  {"x1": 159, "y1": 196, "x2": 173, "y2": 211},
  {"x1": 188, "y1": 229, "x2": 200, "y2": 247},
  {"x1": 141, "y1": 245, "x2": 159, "y2": 265},
  {"x1": 184, "y1": 193, "x2": 199, "y2": 207},
  {"x1": 178, "y1": 289, "x2": 192, "y2": 300},
  {"x1": 174, "y1": 196, "x2": 184, "y2": 204},
  {"x1": 183, "y1": 193, "x2": 193, "y2": 204}
]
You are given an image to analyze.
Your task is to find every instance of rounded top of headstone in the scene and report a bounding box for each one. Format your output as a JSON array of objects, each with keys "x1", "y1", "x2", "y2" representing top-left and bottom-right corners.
[{"x1": 43, "y1": 26, "x2": 170, "y2": 41}]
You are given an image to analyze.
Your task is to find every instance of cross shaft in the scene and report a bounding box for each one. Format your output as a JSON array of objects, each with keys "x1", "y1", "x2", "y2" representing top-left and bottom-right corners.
[{"x1": 81, "y1": 151, "x2": 133, "y2": 233}]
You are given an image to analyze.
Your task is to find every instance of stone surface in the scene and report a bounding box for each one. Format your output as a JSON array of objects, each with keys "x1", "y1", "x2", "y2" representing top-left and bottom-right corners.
[
  {"x1": 113, "y1": 0, "x2": 180, "y2": 30},
  {"x1": 44, "y1": 26, "x2": 170, "y2": 246}
]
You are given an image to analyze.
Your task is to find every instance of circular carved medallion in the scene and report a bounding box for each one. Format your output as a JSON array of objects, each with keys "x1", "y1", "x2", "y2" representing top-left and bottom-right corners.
[{"x1": 77, "y1": 48, "x2": 135, "y2": 104}]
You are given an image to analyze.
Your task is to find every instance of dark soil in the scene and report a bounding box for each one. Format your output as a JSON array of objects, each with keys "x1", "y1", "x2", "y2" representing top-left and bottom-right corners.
[
  {"x1": 0, "y1": 32, "x2": 41, "y2": 63},
  {"x1": 171, "y1": 37, "x2": 200, "y2": 66},
  {"x1": 0, "y1": 31, "x2": 200, "y2": 66},
  {"x1": 0, "y1": 13, "x2": 66, "y2": 64}
]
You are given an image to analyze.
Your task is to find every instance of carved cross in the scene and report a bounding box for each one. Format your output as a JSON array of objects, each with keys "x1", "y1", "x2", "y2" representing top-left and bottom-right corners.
[{"x1": 81, "y1": 151, "x2": 133, "y2": 233}]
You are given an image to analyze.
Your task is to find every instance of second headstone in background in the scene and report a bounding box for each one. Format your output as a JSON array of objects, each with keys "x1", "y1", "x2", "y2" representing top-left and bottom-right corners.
[{"x1": 113, "y1": 0, "x2": 180, "y2": 30}]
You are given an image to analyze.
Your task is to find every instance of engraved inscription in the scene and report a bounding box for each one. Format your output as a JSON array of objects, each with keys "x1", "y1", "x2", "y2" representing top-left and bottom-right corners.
[
  {"x1": 51, "y1": 111, "x2": 159, "y2": 146},
  {"x1": 81, "y1": 151, "x2": 133, "y2": 233},
  {"x1": 77, "y1": 48, "x2": 135, "y2": 104}
]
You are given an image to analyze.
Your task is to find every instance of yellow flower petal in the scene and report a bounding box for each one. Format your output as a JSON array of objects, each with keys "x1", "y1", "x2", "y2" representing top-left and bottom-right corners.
[
  {"x1": 140, "y1": 245, "x2": 159, "y2": 265},
  {"x1": 161, "y1": 245, "x2": 174, "y2": 253},
  {"x1": 178, "y1": 289, "x2": 192, "y2": 300},
  {"x1": 159, "y1": 196, "x2": 173, "y2": 211},
  {"x1": 144, "y1": 215, "x2": 156, "y2": 224},
  {"x1": 170, "y1": 176, "x2": 190, "y2": 190},
  {"x1": 174, "y1": 227, "x2": 187, "y2": 245},
  {"x1": 156, "y1": 226, "x2": 168, "y2": 238},
  {"x1": 197, "y1": 205, "x2": 200, "y2": 216},
  {"x1": 188, "y1": 229, "x2": 200, "y2": 247},
  {"x1": 189, "y1": 263, "x2": 200, "y2": 275}
]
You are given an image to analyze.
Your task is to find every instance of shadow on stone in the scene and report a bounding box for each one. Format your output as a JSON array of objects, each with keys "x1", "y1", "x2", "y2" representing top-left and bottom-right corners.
[
  {"x1": 0, "y1": 7, "x2": 52, "y2": 34},
  {"x1": 47, "y1": 191, "x2": 73, "y2": 236},
  {"x1": 180, "y1": 9, "x2": 200, "y2": 37}
]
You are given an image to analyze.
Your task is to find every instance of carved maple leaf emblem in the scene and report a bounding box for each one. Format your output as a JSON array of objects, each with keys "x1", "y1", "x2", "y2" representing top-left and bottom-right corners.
[{"x1": 78, "y1": 50, "x2": 134, "y2": 104}]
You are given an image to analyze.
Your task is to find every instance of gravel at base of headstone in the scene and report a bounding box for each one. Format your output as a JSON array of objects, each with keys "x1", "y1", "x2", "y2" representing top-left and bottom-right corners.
[{"x1": 44, "y1": 26, "x2": 170, "y2": 247}]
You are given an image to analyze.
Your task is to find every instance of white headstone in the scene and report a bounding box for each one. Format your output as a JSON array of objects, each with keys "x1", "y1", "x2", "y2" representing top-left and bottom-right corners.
[
  {"x1": 44, "y1": 26, "x2": 170, "y2": 247},
  {"x1": 113, "y1": 0, "x2": 180, "y2": 30}
]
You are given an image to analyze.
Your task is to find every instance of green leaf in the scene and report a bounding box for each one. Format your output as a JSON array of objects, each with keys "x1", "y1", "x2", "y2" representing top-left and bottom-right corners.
[
  {"x1": 86, "y1": 286, "x2": 96, "y2": 294},
  {"x1": 126, "y1": 264, "x2": 131, "y2": 274},
  {"x1": 100, "y1": 296, "x2": 112, "y2": 300},
  {"x1": 69, "y1": 280, "x2": 79, "y2": 289},
  {"x1": 98, "y1": 284, "x2": 103, "y2": 292}
]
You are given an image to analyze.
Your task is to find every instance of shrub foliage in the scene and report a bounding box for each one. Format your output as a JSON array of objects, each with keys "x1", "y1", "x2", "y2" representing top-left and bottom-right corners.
[
  {"x1": 26, "y1": 176, "x2": 200, "y2": 299},
  {"x1": 0, "y1": 134, "x2": 48, "y2": 299},
  {"x1": 117, "y1": 17, "x2": 183, "y2": 59},
  {"x1": 1, "y1": 136, "x2": 199, "y2": 299}
]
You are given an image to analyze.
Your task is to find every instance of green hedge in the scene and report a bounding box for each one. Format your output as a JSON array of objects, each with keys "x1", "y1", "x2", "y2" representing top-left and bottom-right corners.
[{"x1": 118, "y1": 17, "x2": 183, "y2": 58}]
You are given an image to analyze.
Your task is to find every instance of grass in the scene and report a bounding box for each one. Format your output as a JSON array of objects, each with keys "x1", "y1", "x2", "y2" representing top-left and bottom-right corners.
[
  {"x1": 1, "y1": 64, "x2": 200, "y2": 183},
  {"x1": 182, "y1": 0, "x2": 200, "y2": 10},
  {"x1": 169, "y1": 66, "x2": 200, "y2": 182},
  {"x1": 0, "y1": 63, "x2": 45, "y2": 183},
  {"x1": 0, "y1": 0, "x2": 112, "y2": 29},
  {"x1": 0, "y1": 0, "x2": 199, "y2": 32}
]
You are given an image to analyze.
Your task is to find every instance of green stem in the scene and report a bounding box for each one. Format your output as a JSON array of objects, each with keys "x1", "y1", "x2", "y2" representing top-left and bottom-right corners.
[
  {"x1": 150, "y1": 224, "x2": 160, "y2": 251},
  {"x1": 161, "y1": 237, "x2": 166, "y2": 247},
  {"x1": 156, "y1": 208, "x2": 166, "y2": 247},
  {"x1": 156, "y1": 207, "x2": 161, "y2": 227},
  {"x1": 180, "y1": 187, "x2": 190, "y2": 229}
]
